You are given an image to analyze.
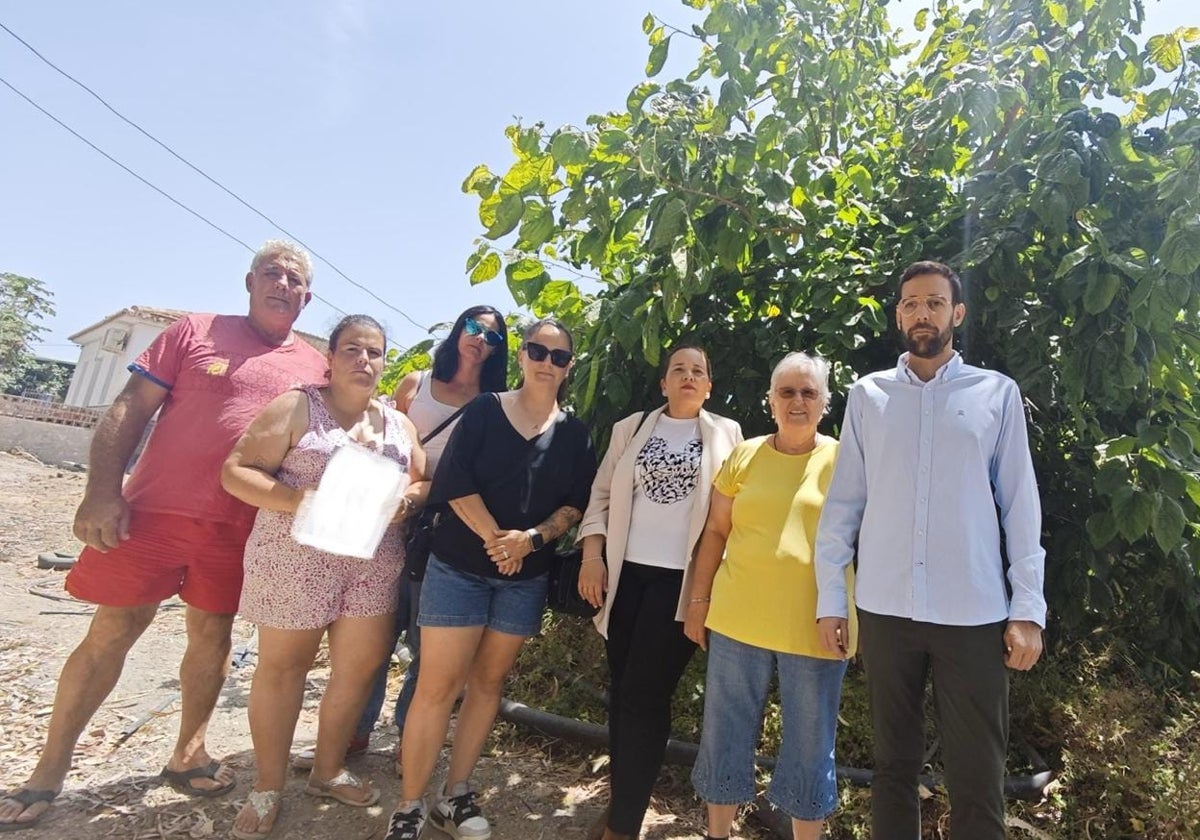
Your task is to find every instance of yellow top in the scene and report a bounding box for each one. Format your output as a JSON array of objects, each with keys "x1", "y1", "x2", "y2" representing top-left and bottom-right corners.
[{"x1": 706, "y1": 435, "x2": 858, "y2": 658}]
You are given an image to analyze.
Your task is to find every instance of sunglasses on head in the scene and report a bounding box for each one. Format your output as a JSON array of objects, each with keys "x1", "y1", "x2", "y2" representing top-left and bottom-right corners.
[
  {"x1": 463, "y1": 317, "x2": 504, "y2": 347},
  {"x1": 524, "y1": 341, "x2": 573, "y2": 368}
]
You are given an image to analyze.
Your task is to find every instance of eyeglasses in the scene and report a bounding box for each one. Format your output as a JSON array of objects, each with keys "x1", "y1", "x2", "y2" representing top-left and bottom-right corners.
[
  {"x1": 463, "y1": 317, "x2": 504, "y2": 347},
  {"x1": 524, "y1": 341, "x2": 573, "y2": 368},
  {"x1": 773, "y1": 387, "x2": 822, "y2": 401},
  {"x1": 897, "y1": 295, "x2": 951, "y2": 316}
]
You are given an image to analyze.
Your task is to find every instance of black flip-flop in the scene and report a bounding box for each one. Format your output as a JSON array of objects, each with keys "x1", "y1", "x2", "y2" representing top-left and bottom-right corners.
[
  {"x1": 160, "y1": 760, "x2": 236, "y2": 797},
  {"x1": 0, "y1": 789, "x2": 57, "y2": 832}
]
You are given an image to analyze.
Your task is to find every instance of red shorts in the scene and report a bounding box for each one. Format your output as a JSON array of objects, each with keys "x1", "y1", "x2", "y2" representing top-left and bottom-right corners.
[{"x1": 65, "y1": 510, "x2": 252, "y2": 614}]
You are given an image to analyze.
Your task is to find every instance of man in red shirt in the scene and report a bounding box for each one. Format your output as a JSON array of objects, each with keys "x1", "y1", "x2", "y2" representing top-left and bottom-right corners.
[{"x1": 0, "y1": 241, "x2": 329, "y2": 830}]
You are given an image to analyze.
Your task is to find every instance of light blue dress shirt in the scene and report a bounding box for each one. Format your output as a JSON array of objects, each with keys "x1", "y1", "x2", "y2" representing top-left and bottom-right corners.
[{"x1": 815, "y1": 352, "x2": 1047, "y2": 627}]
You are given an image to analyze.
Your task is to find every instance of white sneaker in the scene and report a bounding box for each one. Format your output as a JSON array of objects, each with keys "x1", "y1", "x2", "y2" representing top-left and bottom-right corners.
[
  {"x1": 384, "y1": 801, "x2": 427, "y2": 840},
  {"x1": 430, "y1": 781, "x2": 490, "y2": 839}
]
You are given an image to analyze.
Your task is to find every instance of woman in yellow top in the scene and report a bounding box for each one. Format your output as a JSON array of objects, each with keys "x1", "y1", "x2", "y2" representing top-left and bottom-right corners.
[{"x1": 683, "y1": 352, "x2": 857, "y2": 840}]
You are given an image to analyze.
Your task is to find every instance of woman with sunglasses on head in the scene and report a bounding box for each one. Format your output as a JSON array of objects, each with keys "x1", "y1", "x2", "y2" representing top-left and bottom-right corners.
[
  {"x1": 685, "y1": 352, "x2": 857, "y2": 840},
  {"x1": 576, "y1": 344, "x2": 742, "y2": 840},
  {"x1": 320, "y1": 306, "x2": 510, "y2": 777},
  {"x1": 383, "y1": 318, "x2": 597, "y2": 840}
]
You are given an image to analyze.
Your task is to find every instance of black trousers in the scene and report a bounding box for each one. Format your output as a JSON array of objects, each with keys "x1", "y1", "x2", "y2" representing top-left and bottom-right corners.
[
  {"x1": 604, "y1": 561, "x2": 697, "y2": 835},
  {"x1": 858, "y1": 609, "x2": 1010, "y2": 840}
]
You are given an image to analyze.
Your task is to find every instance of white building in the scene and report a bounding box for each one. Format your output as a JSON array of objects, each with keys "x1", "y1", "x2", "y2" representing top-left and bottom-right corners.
[
  {"x1": 64, "y1": 306, "x2": 187, "y2": 408},
  {"x1": 64, "y1": 307, "x2": 328, "y2": 408}
]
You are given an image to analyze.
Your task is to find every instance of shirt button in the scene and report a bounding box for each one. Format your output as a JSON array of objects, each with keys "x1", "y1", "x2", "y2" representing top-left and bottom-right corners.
[{"x1": 918, "y1": 530, "x2": 924, "y2": 535}]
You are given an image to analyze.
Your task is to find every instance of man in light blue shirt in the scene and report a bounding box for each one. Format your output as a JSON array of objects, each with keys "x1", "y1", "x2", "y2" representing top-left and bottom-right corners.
[{"x1": 815, "y1": 260, "x2": 1046, "y2": 840}]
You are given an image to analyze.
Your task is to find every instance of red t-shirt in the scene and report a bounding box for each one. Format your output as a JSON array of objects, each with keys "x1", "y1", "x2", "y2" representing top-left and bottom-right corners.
[{"x1": 121, "y1": 313, "x2": 328, "y2": 527}]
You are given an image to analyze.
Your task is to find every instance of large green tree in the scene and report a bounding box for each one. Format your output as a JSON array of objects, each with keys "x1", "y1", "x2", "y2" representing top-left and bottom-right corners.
[
  {"x1": 463, "y1": 0, "x2": 1200, "y2": 673},
  {"x1": 0, "y1": 272, "x2": 56, "y2": 396}
]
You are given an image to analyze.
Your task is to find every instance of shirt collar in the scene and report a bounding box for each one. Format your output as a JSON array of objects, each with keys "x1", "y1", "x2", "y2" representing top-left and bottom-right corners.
[{"x1": 896, "y1": 351, "x2": 962, "y2": 384}]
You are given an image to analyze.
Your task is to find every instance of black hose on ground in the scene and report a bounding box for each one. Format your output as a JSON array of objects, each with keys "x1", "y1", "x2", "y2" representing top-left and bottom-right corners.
[{"x1": 498, "y1": 697, "x2": 1054, "y2": 839}]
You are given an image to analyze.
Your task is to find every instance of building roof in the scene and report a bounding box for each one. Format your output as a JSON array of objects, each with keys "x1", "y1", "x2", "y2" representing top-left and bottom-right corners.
[
  {"x1": 69, "y1": 306, "x2": 328, "y2": 351},
  {"x1": 68, "y1": 306, "x2": 188, "y2": 341}
]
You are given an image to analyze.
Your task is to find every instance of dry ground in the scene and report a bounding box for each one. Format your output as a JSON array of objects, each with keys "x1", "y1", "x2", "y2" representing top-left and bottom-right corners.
[{"x1": 0, "y1": 451, "x2": 759, "y2": 840}]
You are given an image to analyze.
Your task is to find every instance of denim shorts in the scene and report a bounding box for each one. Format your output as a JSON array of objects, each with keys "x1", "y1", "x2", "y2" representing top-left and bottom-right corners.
[
  {"x1": 417, "y1": 554, "x2": 548, "y2": 637},
  {"x1": 691, "y1": 630, "x2": 848, "y2": 821}
]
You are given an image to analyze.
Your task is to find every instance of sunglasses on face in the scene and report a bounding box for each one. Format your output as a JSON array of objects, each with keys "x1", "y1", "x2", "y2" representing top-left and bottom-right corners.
[
  {"x1": 463, "y1": 317, "x2": 505, "y2": 347},
  {"x1": 524, "y1": 341, "x2": 573, "y2": 368}
]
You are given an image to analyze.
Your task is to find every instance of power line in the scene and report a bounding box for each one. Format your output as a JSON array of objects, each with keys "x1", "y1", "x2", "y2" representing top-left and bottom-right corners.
[
  {"x1": 0, "y1": 74, "x2": 349, "y2": 322},
  {"x1": 0, "y1": 20, "x2": 429, "y2": 334}
]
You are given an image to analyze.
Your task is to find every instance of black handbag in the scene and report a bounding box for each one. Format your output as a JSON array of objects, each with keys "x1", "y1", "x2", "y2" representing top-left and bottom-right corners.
[
  {"x1": 404, "y1": 395, "x2": 469, "y2": 581},
  {"x1": 545, "y1": 409, "x2": 654, "y2": 618},
  {"x1": 547, "y1": 548, "x2": 600, "y2": 618}
]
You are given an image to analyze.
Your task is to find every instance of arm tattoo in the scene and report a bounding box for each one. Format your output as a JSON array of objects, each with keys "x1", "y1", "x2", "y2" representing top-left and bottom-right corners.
[{"x1": 535, "y1": 506, "x2": 583, "y2": 541}]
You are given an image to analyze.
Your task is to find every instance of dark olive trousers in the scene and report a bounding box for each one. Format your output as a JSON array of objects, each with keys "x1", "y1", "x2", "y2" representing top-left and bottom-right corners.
[{"x1": 858, "y1": 609, "x2": 1009, "y2": 840}]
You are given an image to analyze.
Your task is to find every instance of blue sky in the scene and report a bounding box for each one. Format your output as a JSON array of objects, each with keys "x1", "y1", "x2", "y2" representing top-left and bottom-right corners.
[{"x1": 2, "y1": 1, "x2": 1192, "y2": 362}]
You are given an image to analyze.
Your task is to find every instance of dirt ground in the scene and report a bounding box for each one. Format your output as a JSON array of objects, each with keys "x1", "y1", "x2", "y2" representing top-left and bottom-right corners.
[{"x1": 0, "y1": 450, "x2": 758, "y2": 840}]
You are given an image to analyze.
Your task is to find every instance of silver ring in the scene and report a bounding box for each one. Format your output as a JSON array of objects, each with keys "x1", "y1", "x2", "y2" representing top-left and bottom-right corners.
[{"x1": 502, "y1": 549, "x2": 509, "y2": 559}]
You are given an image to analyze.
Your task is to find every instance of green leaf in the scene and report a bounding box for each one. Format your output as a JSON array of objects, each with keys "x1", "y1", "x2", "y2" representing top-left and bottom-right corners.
[
  {"x1": 1115, "y1": 489, "x2": 1155, "y2": 542},
  {"x1": 484, "y1": 193, "x2": 525, "y2": 239},
  {"x1": 1083, "y1": 272, "x2": 1121, "y2": 314},
  {"x1": 914, "y1": 8, "x2": 929, "y2": 31},
  {"x1": 1159, "y1": 215, "x2": 1200, "y2": 276},
  {"x1": 1086, "y1": 512, "x2": 1119, "y2": 547},
  {"x1": 1055, "y1": 244, "x2": 1093, "y2": 279},
  {"x1": 1148, "y1": 33, "x2": 1184, "y2": 72},
  {"x1": 642, "y1": 12, "x2": 654, "y2": 34},
  {"x1": 719, "y1": 78, "x2": 745, "y2": 113},
  {"x1": 461, "y1": 164, "x2": 496, "y2": 196},
  {"x1": 647, "y1": 37, "x2": 671, "y2": 77},
  {"x1": 1153, "y1": 495, "x2": 1187, "y2": 553},
  {"x1": 469, "y1": 252, "x2": 501, "y2": 285},
  {"x1": 518, "y1": 203, "x2": 555, "y2": 250},
  {"x1": 649, "y1": 198, "x2": 687, "y2": 250},
  {"x1": 549, "y1": 131, "x2": 591, "y2": 167},
  {"x1": 1186, "y1": 474, "x2": 1200, "y2": 508},
  {"x1": 1046, "y1": 1, "x2": 1068, "y2": 27},
  {"x1": 1169, "y1": 426, "x2": 1195, "y2": 459},
  {"x1": 846, "y1": 164, "x2": 873, "y2": 194}
]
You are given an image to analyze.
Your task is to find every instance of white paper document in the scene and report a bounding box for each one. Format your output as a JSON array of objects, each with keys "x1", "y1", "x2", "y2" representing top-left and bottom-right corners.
[{"x1": 291, "y1": 444, "x2": 409, "y2": 560}]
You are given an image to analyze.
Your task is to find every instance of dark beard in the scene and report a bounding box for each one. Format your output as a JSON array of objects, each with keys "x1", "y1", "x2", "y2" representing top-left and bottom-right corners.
[{"x1": 904, "y1": 324, "x2": 953, "y2": 358}]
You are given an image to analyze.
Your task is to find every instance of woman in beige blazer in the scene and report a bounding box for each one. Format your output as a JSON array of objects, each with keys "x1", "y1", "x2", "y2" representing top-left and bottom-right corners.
[{"x1": 577, "y1": 344, "x2": 743, "y2": 840}]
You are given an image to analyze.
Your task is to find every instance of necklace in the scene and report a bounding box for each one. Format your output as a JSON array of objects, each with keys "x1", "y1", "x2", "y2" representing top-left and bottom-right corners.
[{"x1": 769, "y1": 433, "x2": 815, "y2": 456}]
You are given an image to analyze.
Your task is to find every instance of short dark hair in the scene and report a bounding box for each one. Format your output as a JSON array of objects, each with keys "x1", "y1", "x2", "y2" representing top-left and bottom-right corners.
[
  {"x1": 660, "y1": 343, "x2": 712, "y2": 379},
  {"x1": 329, "y1": 314, "x2": 385, "y2": 351},
  {"x1": 431, "y1": 305, "x2": 509, "y2": 394},
  {"x1": 522, "y1": 317, "x2": 574, "y2": 402},
  {"x1": 897, "y1": 260, "x2": 963, "y2": 306}
]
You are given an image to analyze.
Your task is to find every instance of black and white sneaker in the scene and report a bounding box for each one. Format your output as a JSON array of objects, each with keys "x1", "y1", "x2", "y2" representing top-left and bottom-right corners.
[
  {"x1": 430, "y1": 781, "x2": 490, "y2": 839},
  {"x1": 384, "y1": 802, "x2": 427, "y2": 840}
]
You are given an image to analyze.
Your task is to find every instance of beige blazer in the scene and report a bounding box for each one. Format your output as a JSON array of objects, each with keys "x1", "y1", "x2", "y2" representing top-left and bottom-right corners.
[{"x1": 578, "y1": 405, "x2": 743, "y2": 638}]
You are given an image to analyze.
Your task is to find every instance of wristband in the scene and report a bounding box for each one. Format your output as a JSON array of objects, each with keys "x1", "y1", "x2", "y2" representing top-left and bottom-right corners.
[
  {"x1": 689, "y1": 597, "x2": 711, "y2": 604},
  {"x1": 582, "y1": 556, "x2": 604, "y2": 564}
]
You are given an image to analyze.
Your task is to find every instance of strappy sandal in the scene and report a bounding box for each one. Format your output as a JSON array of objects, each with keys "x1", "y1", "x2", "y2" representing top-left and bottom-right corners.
[
  {"x1": 304, "y1": 770, "x2": 379, "y2": 807},
  {"x1": 0, "y1": 789, "x2": 57, "y2": 832},
  {"x1": 231, "y1": 789, "x2": 281, "y2": 839}
]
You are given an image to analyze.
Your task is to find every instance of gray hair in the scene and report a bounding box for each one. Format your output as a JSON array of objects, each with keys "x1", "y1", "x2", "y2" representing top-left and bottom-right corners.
[
  {"x1": 251, "y1": 239, "x2": 314, "y2": 287},
  {"x1": 769, "y1": 351, "x2": 831, "y2": 413}
]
